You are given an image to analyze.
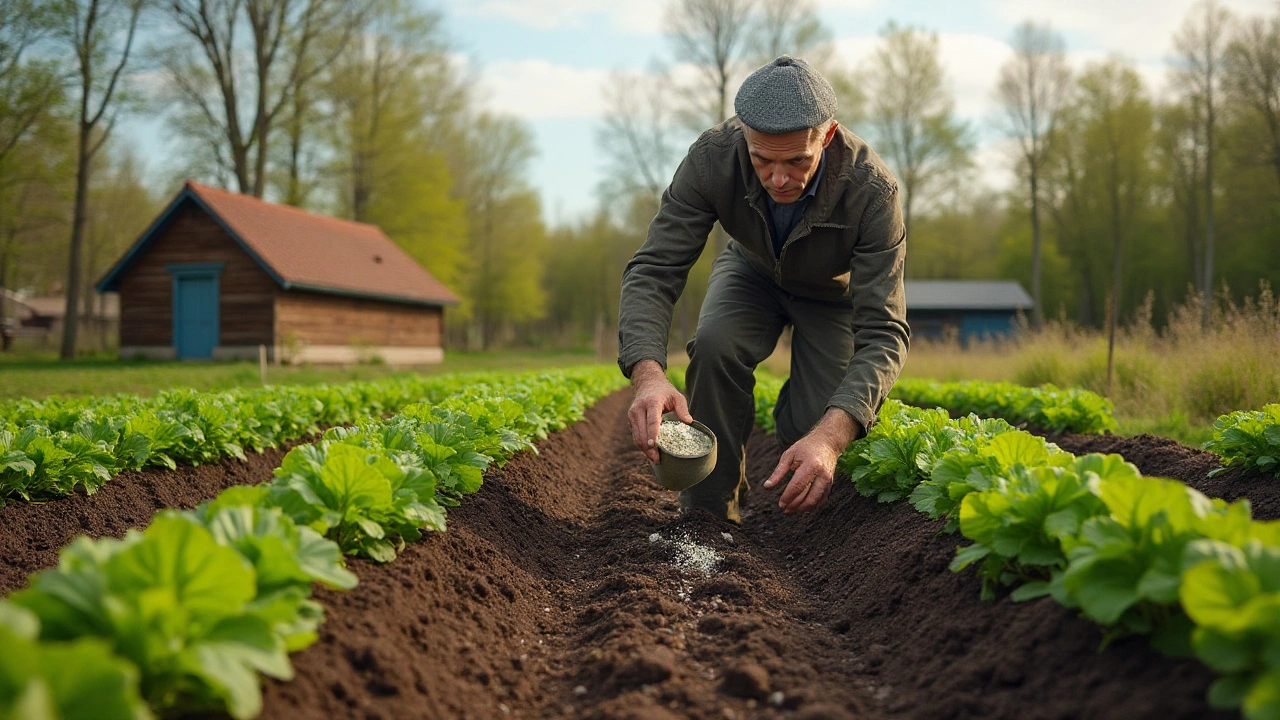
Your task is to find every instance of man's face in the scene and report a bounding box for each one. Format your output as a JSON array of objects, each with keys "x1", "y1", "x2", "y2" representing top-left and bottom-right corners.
[{"x1": 744, "y1": 122, "x2": 838, "y2": 204}]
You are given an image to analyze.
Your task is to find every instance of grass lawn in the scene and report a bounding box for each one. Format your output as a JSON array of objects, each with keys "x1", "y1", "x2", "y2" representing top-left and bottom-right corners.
[{"x1": 0, "y1": 348, "x2": 605, "y2": 402}]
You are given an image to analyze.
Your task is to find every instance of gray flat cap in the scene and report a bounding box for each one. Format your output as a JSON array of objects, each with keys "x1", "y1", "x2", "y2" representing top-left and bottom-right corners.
[{"x1": 734, "y1": 55, "x2": 837, "y2": 134}]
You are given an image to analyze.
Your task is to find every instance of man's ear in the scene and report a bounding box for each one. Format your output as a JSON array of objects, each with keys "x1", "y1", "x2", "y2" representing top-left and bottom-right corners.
[{"x1": 822, "y1": 121, "x2": 839, "y2": 147}]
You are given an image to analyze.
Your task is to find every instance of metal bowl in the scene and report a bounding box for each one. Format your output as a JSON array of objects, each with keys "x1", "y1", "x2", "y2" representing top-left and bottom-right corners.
[{"x1": 650, "y1": 411, "x2": 717, "y2": 492}]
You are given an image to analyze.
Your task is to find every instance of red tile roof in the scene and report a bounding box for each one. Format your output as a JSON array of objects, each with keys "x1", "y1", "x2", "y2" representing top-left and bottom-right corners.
[{"x1": 185, "y1": 181, "x2": 458, "y2": 306}]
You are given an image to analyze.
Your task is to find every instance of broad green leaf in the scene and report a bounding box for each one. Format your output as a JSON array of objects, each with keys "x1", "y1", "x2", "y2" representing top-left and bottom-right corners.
[{"x1": 105, "y1": 516, "x2": 256, "y2": 619}]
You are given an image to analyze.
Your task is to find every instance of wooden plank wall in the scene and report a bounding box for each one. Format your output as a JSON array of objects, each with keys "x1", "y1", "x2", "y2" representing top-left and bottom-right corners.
[
  {"x1": 275, "y1": 291, "x2": 443, "y2": 348},
  {"x1": 117, "y1": 202, "x2": 277, "y2": 347}
]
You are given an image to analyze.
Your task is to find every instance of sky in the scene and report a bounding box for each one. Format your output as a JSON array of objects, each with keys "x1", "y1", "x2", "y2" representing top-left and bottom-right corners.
[{"x1": 125, "y1": 0, "x2": 1277, "y2": 225}]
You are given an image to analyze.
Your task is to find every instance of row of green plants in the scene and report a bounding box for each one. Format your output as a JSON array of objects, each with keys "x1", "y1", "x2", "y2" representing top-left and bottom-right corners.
[
  {"x1": 751, "y1": 384, "x2": 1280, "y2": 720},
  {"x1": 888, "y1": 378, "x2": 1118, "y2": 434},
  {"x1": 1205, "y1": 403, "x2": 1280, "y2": 478},
  {"x1": 0, "y1": 374, "x2": 521, "y2": 507},
  {"x1": 677, "y1": 371, "x2": 1114, "y2": 439},
  {"x1": 0, "y1": 367, "x2": 625, "y2": 720}
]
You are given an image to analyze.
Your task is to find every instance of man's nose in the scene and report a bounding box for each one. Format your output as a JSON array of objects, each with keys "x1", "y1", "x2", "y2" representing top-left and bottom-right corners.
[{"x1": 771, "y1": 170, "x2": 788, "y2": 188}]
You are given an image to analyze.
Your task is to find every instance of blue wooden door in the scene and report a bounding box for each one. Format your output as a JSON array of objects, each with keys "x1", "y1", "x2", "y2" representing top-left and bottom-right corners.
[{"x1": 175, "y1": 274, "x2": 219, "y2": 359}]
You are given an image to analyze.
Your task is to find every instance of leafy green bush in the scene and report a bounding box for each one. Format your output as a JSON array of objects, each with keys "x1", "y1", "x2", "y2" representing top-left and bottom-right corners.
[{"x1": 1204, "y1": 404, "x2": 1280, "y2": 477}]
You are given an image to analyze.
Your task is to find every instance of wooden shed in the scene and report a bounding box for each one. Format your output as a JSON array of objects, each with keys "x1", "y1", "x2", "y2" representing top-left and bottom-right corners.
[{"x1": 96, "y1": 181, "x2": 459, "y2": 364}]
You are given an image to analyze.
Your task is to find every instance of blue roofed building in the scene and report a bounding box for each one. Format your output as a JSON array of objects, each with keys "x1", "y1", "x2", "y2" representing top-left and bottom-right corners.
[{"x1": 904, "y1": 280, "x2": 1034, "y2": 344}]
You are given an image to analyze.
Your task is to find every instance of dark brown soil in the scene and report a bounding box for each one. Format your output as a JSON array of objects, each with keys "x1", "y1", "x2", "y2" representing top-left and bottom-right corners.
[
  {"x1": 258, "y1": 390, "x2": 872, "y2": 720},
  {"x1": 7, "y1": 395, "x2": 1274, "y2": 719},
  {"x1": 1050, "y1": 431, "x2": 1280, "y2": 521},
  {"x1": 0, "y1": 443, "x2": 300, "y2": 594}
]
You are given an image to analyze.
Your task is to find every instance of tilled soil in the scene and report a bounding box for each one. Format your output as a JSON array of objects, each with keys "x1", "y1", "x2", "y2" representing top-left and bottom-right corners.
[
  {"x1": 6, "y1": 395, "x2": 1279, "y2": 719},
  {"x1": 1049, "y1": 431, "x2": 1280, "y2": 521}
]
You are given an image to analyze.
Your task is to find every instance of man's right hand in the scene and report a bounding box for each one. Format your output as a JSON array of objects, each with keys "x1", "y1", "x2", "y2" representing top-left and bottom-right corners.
[{"x1": 627, "y1": 359, "x2": 694, "y2": 463}]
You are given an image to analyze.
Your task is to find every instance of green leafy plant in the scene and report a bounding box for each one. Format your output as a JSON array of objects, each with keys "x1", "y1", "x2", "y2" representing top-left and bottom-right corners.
[
  {"x1": 1049, "y1": 475, "x2": 1259, "y2": 652},
  {"x1": 951, "y1": 455, "x2": 1118, "y2": 601},
  {"x1": 0, "y1": 603, "x2": 151, "y2": 720},
  {"x1": 184, "y1": 486, "x2": 359, "y2": 650},
  {"x1": 841, "y1": 401, "x2": 1014, "y2": 504},
  {"x1": 911, "y1": 430, "x2": 1070, "y2": 533},
  {"x1": 10, "y1": 516, "x2": 295, "y2": 719},
  {"x1": 1205, "y1": 404, "x2": 1280, "y2": 478},
  {"x1": 890, "y1": 378, "x2": 1118, "y2": 434},
  {"x1": 1181, "y1": 539, "x2": 1280, "y2": 720}
]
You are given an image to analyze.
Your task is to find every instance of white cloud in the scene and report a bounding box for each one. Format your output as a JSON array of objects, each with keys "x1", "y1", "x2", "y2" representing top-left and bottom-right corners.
[
  {"x1": 444, "y1": 0, "x2": 665, "y2": 35},
  {"x1": 990, "y1": 0, "x2": 1275, "y2": 60},
  {"x1": 471, "y1": 58, "x2": 610, "y2": 119}
]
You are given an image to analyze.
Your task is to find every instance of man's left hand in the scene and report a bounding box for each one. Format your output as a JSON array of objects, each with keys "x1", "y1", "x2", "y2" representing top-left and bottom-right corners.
[{"x1": 763, "y1": 408, "x2": 862, "y2": 514}]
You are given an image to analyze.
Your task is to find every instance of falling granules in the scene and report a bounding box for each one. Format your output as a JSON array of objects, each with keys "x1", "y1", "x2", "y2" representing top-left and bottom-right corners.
[{"x1": 648, "y1": 531, "x2": 722, "y2": 575}]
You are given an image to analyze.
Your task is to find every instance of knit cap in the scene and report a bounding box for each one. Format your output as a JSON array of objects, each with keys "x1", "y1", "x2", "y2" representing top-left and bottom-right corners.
[{"x1": 734, "y1": 55, "x2": 838, "y2": 134}]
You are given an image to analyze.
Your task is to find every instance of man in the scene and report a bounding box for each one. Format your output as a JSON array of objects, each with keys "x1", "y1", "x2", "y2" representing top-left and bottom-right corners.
[{"x1": 618, "y1": 55, "x2": 910, "y2": 523}]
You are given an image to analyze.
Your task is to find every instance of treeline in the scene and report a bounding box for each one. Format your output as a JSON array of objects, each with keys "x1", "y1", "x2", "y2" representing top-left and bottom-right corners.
[
  {"x1": 583, "y1": 0, "x2": 1280, "y2": 340},
  {"x1": 2, "y1": 0, "x2": 1279, "y2": 357}
]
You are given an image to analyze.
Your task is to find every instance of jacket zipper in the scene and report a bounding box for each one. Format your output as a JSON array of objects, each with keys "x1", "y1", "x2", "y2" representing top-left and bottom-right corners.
[{"x1": 746, "y1": 193, "x2": 812, "y2": 286}]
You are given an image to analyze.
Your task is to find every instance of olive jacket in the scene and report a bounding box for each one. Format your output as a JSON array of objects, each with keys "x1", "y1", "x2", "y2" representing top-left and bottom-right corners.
[{"x1": 617, "y1": 118, "x2": 911, "y2": 433}]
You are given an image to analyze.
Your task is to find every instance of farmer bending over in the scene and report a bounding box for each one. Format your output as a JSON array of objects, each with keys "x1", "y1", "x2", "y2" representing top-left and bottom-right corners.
[{"x1": 618, "y1": 55, "x2": 910, "y2": 523}]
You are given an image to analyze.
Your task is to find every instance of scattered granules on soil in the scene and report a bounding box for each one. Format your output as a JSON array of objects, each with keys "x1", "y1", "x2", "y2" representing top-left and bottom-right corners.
[
  {"x1": 657, "y1": 420, "x2": 712, "y2": 457},
  {"x1": 648, "y1": 530, "x2": 722, "y2": 574}
]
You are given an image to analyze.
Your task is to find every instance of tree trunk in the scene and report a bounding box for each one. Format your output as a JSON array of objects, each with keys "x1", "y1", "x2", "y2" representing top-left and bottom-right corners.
[
  {"x1": 61, "y1": 120, "x2": 92, "y2": 359},
  {"x1": 1029, "y1": 167, "x2": 1043, "y2": 330},
  {"x1": 1202, "y1": 93, "x2": 1216, "y2": 329}
]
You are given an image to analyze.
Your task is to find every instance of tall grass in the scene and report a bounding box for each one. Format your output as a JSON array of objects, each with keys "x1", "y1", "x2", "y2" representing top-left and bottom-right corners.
[{"x1": 902, "y1": 283, "x2": 1280, "y2": 445}]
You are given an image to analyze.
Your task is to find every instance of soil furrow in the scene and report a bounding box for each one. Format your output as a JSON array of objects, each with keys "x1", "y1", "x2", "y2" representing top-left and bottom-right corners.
[
  {"x1": 259, "y1": 390, "x2": 879, "y2": 720},
  {"x1": 1050, "y1": 431, "x2": 1280, "y2": 520}
]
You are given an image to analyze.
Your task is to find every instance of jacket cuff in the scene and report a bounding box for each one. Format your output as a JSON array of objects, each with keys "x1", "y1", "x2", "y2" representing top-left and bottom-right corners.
[
  {"x1": 617, "y1": 342, "x2": 669, "y2": 379},
  {"x1": 825, "y1": 394, "x2": 876, "y2": 439}
]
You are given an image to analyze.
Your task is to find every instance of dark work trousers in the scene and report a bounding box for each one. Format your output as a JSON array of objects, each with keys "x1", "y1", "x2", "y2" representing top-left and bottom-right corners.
[{"x1": 682, "y1": 248, "x2": 856, "y2": 522}]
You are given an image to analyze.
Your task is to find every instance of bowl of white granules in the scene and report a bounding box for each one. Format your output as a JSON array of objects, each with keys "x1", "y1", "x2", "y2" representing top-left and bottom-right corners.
[{"x1": 651, "y1": 411, "x2": 718, "y2": 491}]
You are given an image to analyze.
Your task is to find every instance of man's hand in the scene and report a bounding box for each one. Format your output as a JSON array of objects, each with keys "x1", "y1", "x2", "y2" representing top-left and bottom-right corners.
[
  {"x1": 627, "y1": 359, "x2": 694, "y2": 463},
  {"x1": 763, "y1": 408, "x2": 863, "y2": 514}
]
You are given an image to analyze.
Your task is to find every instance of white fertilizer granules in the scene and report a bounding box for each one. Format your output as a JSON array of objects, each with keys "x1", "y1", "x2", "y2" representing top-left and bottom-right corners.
[{"x1": 657, "y1": 420, "x2": 713, "y2": 457}]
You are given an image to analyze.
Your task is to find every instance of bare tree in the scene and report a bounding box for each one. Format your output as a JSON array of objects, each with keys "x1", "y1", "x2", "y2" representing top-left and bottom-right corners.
[
  {"x1": 1172, "y1": 0, "x2": 1233, "y2": 328},
  {"x1": 996, "y1": 21, "x2": 1071, "y2": 329},
  {"x1": 1225, "y1": 13, "x2": 1280, "y2": 186},
  {"x1": 597, "y1": 67, "x2": 679, "y2": 206},
  {"x1": 50, "y1": 0, "x2": 144, "y2": 359},
  {"x1": 160, "y1": 0, "x2": 367, "y2": 197},
  {"x1": 865, "y1": 22, "x2": 971, "y2": 237},
  {"x1": 751, "y1": 0, "x2": 829, "y2": 62},
  {"x1": 664, "y1": 0, "x2": 756, "y2": 132}
]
